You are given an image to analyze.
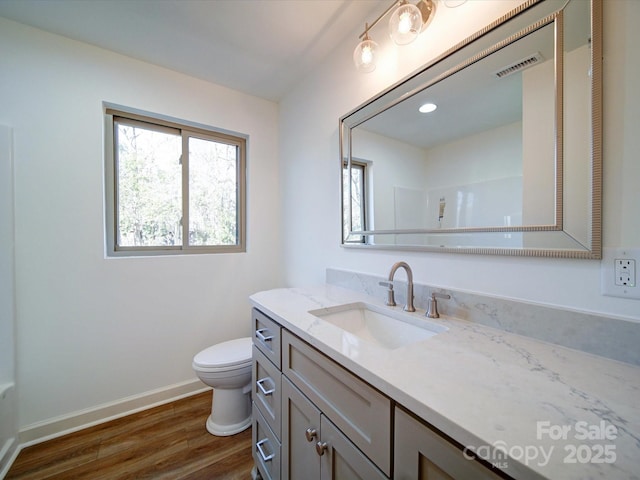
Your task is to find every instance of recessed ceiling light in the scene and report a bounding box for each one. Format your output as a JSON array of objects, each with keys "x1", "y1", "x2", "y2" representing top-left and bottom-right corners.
[{"x1": 419, "y1": 102, "x2": 437, "y2": 113}]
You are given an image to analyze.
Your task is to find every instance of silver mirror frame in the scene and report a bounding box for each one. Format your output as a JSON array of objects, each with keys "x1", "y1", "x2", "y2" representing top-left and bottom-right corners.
[{"x1": 340, "y1": 0, "x2": 602, "y2": 259}]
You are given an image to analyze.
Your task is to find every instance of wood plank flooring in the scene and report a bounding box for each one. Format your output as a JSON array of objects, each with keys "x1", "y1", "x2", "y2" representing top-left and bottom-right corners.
[{"x1": 6, "y1": 391, "x2": 254, "y2": 479}]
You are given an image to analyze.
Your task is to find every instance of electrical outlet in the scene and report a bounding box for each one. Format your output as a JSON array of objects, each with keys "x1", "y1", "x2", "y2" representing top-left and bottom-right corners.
[
  {"x1": 614, "y1": 259, "x2": 636, "y2": 286},
  {"x1": 601, "y1": 248, "x2": 640, "y2": 299}
]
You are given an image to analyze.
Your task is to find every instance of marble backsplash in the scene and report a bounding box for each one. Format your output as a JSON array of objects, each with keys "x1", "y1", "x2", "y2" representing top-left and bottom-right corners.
[{"x1": 326, "y1": 268, "x2": 640, "y2": 366}]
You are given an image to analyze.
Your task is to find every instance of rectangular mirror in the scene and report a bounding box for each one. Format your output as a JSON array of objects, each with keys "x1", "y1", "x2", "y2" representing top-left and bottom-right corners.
[{"x1": 340, "y1": 0, "x2": 601, "y2": 258}]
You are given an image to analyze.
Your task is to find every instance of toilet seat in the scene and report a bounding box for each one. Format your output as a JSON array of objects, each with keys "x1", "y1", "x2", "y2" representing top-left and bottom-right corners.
[{"x1": 193, "y1": 337, "x2": 252, "y2": 370}]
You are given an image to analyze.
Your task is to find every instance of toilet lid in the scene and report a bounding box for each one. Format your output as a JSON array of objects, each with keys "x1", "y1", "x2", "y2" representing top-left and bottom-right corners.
[{"x1": 193, "y1": 337, "x2": 252, "y2": 369}]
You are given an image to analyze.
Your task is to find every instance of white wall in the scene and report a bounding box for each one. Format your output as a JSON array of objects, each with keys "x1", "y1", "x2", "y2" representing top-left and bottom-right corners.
[
  {"x1": 280, "y1": 0, "x2": 640, "y2": 321},
  {"x1": 0, "y1": 18, "x2": 283, "y2": 432}
]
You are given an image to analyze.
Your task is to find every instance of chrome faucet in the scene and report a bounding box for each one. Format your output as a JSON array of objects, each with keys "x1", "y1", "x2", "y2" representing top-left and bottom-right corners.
[{"x1": 380, "y1": 261, "x2": 415, "y2": 312}]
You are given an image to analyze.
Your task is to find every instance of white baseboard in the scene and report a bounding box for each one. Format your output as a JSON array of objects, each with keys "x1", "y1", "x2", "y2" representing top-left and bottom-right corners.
[{"x1": 18, "y1": 379, "x2": 209, "y2": 448}]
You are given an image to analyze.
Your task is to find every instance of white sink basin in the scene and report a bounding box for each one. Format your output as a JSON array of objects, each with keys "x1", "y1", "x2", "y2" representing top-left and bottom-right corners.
[{"x1": 308, "y1": 302, "x2": 447, "y2": 350}]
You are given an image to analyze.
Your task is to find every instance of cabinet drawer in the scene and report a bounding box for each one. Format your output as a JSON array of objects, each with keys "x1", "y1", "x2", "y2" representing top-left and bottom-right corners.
[
  {"x1": 253, "y1": 403, "x2": 281, "y2": 480},
  {"x1": 282, "y1": 330, "x2": 391, "y2": 476},
  {"x1": 253, "y1": 308, "x2": 281, "y2": 369},
  {"x1": 252, "y1": 345, "x2": 282, "y2": 439}
]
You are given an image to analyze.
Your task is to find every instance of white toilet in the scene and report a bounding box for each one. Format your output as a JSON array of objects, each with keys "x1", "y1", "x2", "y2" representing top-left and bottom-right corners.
[{"x1": 192, "y1": 337, "x2": 253, "y2": 436}]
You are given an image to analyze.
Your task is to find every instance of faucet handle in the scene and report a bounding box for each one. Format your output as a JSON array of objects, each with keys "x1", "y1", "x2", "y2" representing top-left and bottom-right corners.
[
  {"x1": 432, "y1": 292, "x2": 451, "y2": 300},
  {"x1": 378, "y1": 281, "x2": 396, "y2": 307},
  {"x1": 426, "y1": 292, "x2": 450, "y2": 318}
]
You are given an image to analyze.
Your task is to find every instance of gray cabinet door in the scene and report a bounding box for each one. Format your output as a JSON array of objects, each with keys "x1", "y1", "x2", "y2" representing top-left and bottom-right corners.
[
  {"x1": 283, "y1": 376, "x2": 388, "y2": 480},
  {"x1": 320, "y1": 415, "x2": 388, "y2": 480},
  {"x1": 282, "y1": 330, "x2": 391, "y2": 475},
  {"x1": 394, "y1": 407, "x2": 504, "y2": 480},
  {"x1": 282, "y1": 376, "x2": 321, "y2": 480}
]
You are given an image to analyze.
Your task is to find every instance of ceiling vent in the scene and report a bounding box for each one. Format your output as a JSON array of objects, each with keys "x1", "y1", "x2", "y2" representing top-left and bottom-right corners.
[{"x1": 494, "y1": 52, "x2": 544, "y2": 78}]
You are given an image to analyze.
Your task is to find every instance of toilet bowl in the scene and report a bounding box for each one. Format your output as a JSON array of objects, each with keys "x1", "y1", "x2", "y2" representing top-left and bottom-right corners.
[{"x1": 192, "y1": 337, "x2": 253, "y2": 436}]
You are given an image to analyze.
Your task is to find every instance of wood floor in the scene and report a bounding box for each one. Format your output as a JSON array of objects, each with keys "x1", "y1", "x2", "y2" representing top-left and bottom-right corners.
[{"x1": 6, "y1": 391, "x2": 254, "y2": 479}]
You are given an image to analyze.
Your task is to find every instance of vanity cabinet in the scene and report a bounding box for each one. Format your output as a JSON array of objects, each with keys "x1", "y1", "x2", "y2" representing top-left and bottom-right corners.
[
  {"x1": 252, "y1": 307, "x2": 389, "y2": 480},
  {"x1": 251, "y1": 307, "x2": 512, "y2": 480},
  {"x1": 394, "y1": 407, "x2": 503, "y2": 480},
  {"x1": 281, "y1": 330, "x2": 391, "y2": 476},
  {"x1": 282, "y1": 376, "x2": 387, "y2": 480}
]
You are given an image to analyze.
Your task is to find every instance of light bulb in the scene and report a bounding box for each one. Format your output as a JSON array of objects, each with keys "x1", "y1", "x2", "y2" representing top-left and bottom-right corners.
[
  {"x1": 353, "y1": 37, "x2": 378, "y2": 73},
  {"x1": 389, "y1": 2, "x2": 423, "y2": 45},
  {"x1": 398, "y1": 11, "x2": 414, "y2": 34},
  {"x1": 361, "y1": 44, "x2": 374, "y2": 64}
]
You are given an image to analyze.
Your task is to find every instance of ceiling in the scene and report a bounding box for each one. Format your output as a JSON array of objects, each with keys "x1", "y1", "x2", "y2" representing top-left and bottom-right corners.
[{"x1": 0, "y1": 0, "x2": 385, "y2": 102}]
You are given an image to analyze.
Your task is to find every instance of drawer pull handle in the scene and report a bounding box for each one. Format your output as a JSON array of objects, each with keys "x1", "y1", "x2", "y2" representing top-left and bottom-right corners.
[
  {"x1": 256, "y1": 328, "x2": 273, "y2": 343},
  {"x1": 256, "y1": 438, "x2": 275, "y2": 462},
  {"x1": 256, "y1": 377, "x2": 275, "y2": 396},
  {"x1": 305, "y1": 428, "x2": 317, "y2": 442},
  {"x1": 315, "y1": 441, "x2": 328, "y2": 456}
]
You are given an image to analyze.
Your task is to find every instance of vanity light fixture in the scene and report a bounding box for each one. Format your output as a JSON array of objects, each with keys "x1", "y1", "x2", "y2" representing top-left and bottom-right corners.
[
  {"x1": 418, "y1": 102, "x2": 437, "y2": 113},
  {"x1": 389, "y1": 0, "x2": 423, "y2": 45},
  {"x1": 353, "y1": 24, "x2": 379, "y2": 72},
  {"x1": 353, "y1": 0, "x2": 437, "y2": 72}
]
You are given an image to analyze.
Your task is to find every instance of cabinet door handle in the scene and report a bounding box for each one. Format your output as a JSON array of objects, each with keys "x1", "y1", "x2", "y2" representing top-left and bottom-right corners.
[
  {"x1": 256, "y1": 328, "x2": 273, "y2": 343},
  {"x1": 315, "y1": 441, "x2": 328, "y2": 456},
  {"x1": 256, "y1": 377, "x2": 275, "y2": 396},
  {"x1": 305, "y1": 428, "x2": 317, "y2": 442},
  {"x1": 256, "y1": 438, "x2": 275, "y2": 462}
]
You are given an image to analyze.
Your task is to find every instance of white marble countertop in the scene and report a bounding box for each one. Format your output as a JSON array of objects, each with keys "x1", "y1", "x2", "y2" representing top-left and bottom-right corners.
[{"x1": 250, "y1": 285, "x2": 640, "y2": 480}]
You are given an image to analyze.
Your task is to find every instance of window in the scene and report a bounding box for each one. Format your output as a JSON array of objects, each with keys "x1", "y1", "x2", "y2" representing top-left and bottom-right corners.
[
  {"x1": 105, "y1": 107, "x2": 246, "y2": 255},
  {"x1": 342, "y1": 160, "x2": 367, "y2": 243}
]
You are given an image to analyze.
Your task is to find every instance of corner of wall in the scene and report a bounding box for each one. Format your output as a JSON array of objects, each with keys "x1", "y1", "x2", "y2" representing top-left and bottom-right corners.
[{"x1": 0, "y1": 124, "x2": 17, "y2": 480}]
